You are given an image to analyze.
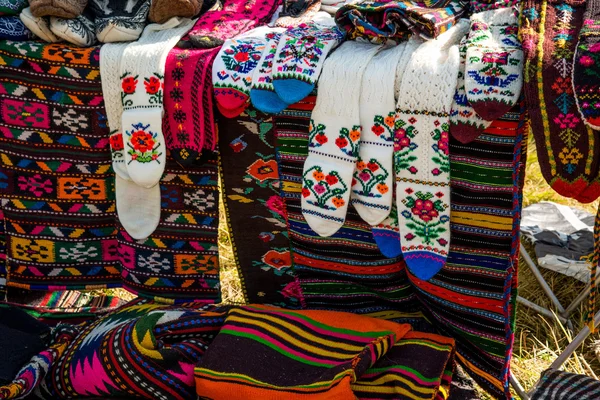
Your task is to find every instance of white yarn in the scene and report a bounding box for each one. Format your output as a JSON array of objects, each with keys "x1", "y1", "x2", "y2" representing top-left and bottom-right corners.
[{"x1": 394, "y1": 36, "x2": 423, "y2": 102}]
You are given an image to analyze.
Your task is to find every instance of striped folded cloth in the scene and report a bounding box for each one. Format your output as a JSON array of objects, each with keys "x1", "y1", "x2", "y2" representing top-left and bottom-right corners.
[
  {"x1": 532, "y1": 369, "x2": 600, "y2": 400},
  {"x1": 195, "y1": 305, "x2": 456, "y2": 399},
  {"x1": 195, "y1": 304, "x2": 411, "y2": 399}
]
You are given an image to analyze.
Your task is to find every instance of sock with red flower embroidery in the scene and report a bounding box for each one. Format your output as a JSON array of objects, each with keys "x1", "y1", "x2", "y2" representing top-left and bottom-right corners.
[
  {"x1": 212, "y1": 26, "x2": 270, "y2": 115},
  {"x1": 301, "y1": 40, "x2": 381, "y2": 237},
  {"x1": 351, "y1": 43, "x2": 406, "y2": 226},
  {"x1": 121, "y1": 17, "x2": 195, "y2": 189},
  {"x1": 395, "y1": 20, "x2": 468, "y2": 281},
  {"x1": 372, "y1": 203, "x2": 402, "y2": 258},
  {"x1": 464, "y1": 7, "x2": 523, "y2": 121}
]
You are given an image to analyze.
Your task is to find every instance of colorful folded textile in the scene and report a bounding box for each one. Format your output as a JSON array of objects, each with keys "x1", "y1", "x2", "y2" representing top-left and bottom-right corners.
[
  {"x1": 0, "y1": 15, "x2": 30, "y2": 40},
  {"x1": 0, "y1": 0, "x2": 26, "y2": 16},
  {"x1": 40, "y1": 299, "x2": 228, "y2": 399},
  {"x1": 195, "y1": 305, "x2": 412, "y2": 399},
  {"x1": 532, "y1": 369, "x2": 600, "y2": 400},
  {"x1": 334, "y1": 0, "x2": 466, "y2": 42},
  {"x1": 351, "y1": 331, "x2": 456, "y2": 400},
  {"x1": 469, "y1": 0, "x2": 519, "y2": 13}
]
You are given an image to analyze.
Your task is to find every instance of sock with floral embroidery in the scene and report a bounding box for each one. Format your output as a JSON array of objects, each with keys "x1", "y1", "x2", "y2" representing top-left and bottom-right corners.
[
  {"x1": 272, "y1": 20, "x2": 344, "y2": 105},
  {"x1": 250, "y1": 28, "x2": 290, "y2": 114},
  {"x1": 351, "y1": 43, "x2": 405, "y2": 226},
  {"x1": 573, "y1": 0, "x2": 600, "y2": 129},
  {"x1": 212, "y1": 27, "x2": 270, "y2": 114},
  {"x1": 395, "y1": 20, "x2": 468, "y2": 281},
  {"x1": 121, "y1": 17, "x2": 195, "y2": 189},
  {"x1": 372, "y1": 203, "x2": 401, "y2": 258},
  {"x1": 450, "y1": 37, "x2": 492, "y2": 144},
  {"x1": 301, "y1": 40, "x2": 381, "y2": 237},
  {"x1": 464, "y1": 7, "x2": 523, "y2": 121}
]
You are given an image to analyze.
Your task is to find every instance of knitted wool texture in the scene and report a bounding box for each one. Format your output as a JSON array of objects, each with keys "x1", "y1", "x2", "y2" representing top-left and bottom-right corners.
[
  {"x1": 120, "y1": 18, "x2": 195, "y2": 189},
  {"x1": 194, "y1": 305, "x2": 412, "y2": 400},
  {"x1": 163, "y1": 0, "x2": 279, "y2": 165},
  {"x1": 0, "y1": 15, "x2": 30, "y2": 40},
  {"x1": 395, "y1": 20, "x2": 468, "y2": 281},
  {"x1": 0, "y1": 0, "x2": 26, "y2": 15},
  {"x1": 301, "y1": 40, "x2": 381, "y2": 237},
  {"x1": 351, "y1": 43, "x2": 406, "y2": 226},
  {"x1": 272, "y1": 19, "x2": 344, "y2": 105},
  {"x1": 450, "y1": 37, "x2": 492, "y2": 144},
  {"x1": 464, "y1": 7, "x2": 523, "y2": 121},
  {"x1": 29, "y1": 0, "x2": 86, "y2": 19},
  {"x1": 371, "y1": 203, "x2": 401, "y2": 258},
  {"x1": 521, "y1": 0, "x2": 600, "y2": 203},
  {"x1": 212, "y1": 26, "x2": 270, "y2": 115},
  {"x1": 149, "y1": 0, "x2": 202, "y2": 24},
  {"x1": 573, "y1": 0, "x2": 600, "y2": 129},
  {"x1": 90, "y1": 0, "x2": 150, "y2": 43},
  {"x1": 249, "y1": 28, "x2": 288, "y2": 114},
  {"x1": 49, "y1": 11, "x2": 95, "y2": 46}
]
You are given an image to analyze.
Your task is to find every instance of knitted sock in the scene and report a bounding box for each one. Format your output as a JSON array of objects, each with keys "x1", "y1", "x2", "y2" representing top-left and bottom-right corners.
[
  {"x1": 216, "y1": 101, "x2": 249, "y2": 118},
  {"x1": 49, "y1": 9, "x2": 95, "y2": 47},
  {"x1": 121, "y1": 18, "x2": 195, "y2": 189},
  {"x1": 100, "y1": 43, "x2": 161, "y2": 239},
  {"x1": 272, "y1": 20, "x2": 344, "y2": 105},
  {"x1": 573, "y1": 0, "x2": 600, "y2": 129},
  {"x1": 0, "y1": 0, "x2": 27, "y2": 16},
  {"x1": 195, "y1": 305, "x2": 412, "y2": 400},
  {"x1": 250, "y1": 29, "x2": 290, "y2": 114},
  {"x1": 393, "y1": 36, "x2": 422, "y2": 103},
  {"x1": 0, "y1": 15, "x2": 31, "y2": 40},
  {"x1": 301, "y1": 41, "x2": 381, "y2": 237},
  {"x1": 212, "y1": 27, "x2": 269, "y2": 113},
  {"x1": 372, "y1": 203, "x2": 401, "y2": 258},
  {"x1": 274, "y1": 0, "x2": 322, "y2": 28},
  {"x1": 29, "y1": 0, "x2": 87, "y2": 19},
  {"x1": 464, "y1": 7, "x2": 523, "y2": 121},
  {"x1": 395, "y1": 20, "x2": 468, "y2": 281},
  {"x1": 20, "y1": 7, "x2": 59, "y2": 42},
  {"x1": 90, "y1": 0, "x2": 150, "y2": 43},
  {"x1": 149, "y1": 0, "x2": 202, "y2": 24},
  {"x1": 351, "y1": 43, "x2": 405, "y2": 226},
  {"x1": 521, "y1": 0, "x2": 600, "y2": 201},
  {"x1": 450, "y1": 37, "x2": 492, "y2": 144}
]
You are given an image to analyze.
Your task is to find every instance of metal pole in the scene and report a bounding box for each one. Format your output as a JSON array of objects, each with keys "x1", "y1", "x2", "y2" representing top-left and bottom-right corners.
[
  {"x1": 510, "y1": 374, "x2": 530, "y2": 400},
  {"x1": 517, "y1": 296, "x2": 569, "y2": 325},
  {"x1": 548, "y1": 310, "x2": 600, "y2": 371},
  {"x1": 563, "y1": 271, "x2": 600, "y2": 317},
  {"x1": 520, "y1": 243, "x2": 567, "y2": 314}
]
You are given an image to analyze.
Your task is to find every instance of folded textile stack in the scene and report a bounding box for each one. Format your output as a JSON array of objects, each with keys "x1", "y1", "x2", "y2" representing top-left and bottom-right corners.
[{"x1": 0, "y1": 0, "x2": 30, "y2": 40}]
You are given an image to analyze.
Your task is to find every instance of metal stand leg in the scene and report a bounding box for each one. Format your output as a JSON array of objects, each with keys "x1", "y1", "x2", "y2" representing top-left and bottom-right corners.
[
  {"x1": 548, "y1": 310, "x2": 600, "y2": 371},
  {"x1": 511, "y1": 374, "x2": 530, "y2": 400},
  {"x1": 517, "y1": 296, "x2": 568, "y2": 324}
]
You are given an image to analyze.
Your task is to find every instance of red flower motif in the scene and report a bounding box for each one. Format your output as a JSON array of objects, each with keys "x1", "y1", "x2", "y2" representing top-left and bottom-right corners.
[
  {"x1": 372, "y1": 125, "x2": 385, "y2": 136},
  {"x1": 411, "y1": 199, "x2": 439, "y2": 223},
  {"x1": 408, "y1": 166, "x2": 418, "y2": 174},
  {"x1": 315, "y1": 133, "x2": 328, "y2": 145},
  {"x1": 265, "y1": 195, "x2": 285, "y2": 217},
  {"x1": 325, "y1": 174, "x2": 338, "y2": 185},
  {"x1": 367, "y1": 161, "x2": 379, "y2": 172},
  {"x1": 110, "y1": 134, "x2": 124, "y2": 151},
  {"x1": 395, "y1": 128, "x2": 411, "y2": 150},
  {"x1": 234, "y1": 52, "x2": 249, "y2": 62},
  {"x1": 130, "y1": 130, "x2": 155, "y2": 153},
  {"x1": 122, "y1": 76, "x2": 137, "y2": 94},
  {"x1": 438, "y1": 238, "x2": 448, "y2": 246},
  {"x1": 302, "y1": 188, "x2": 310, "y2": 198},
  {"x1": 335, "y1": 137, "x2": 348, "y2": 148},
  {"x1": 437, "y1": 131, "x2": 449, "y2": 155},
  {"x1": 144, "y1": 76, "x2": 161, "y2": 95}
]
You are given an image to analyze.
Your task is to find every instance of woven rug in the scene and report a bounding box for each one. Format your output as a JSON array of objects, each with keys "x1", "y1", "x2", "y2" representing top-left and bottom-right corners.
[
  {"x1": 0, "y1": 40, "x2": 220, "y2": 303},
  {"x1": 219, "y1": 110, "x2": 299, "y2": 307}
]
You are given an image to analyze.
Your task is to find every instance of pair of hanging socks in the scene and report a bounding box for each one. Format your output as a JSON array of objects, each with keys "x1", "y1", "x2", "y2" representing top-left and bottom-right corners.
[
  {"x1": 350, "y1": 43, "x2": 406, "y2": 227},
  {"x1": 573, "y1": 0, "x2": 600, "y2": 129},
  {"x1": 464, "y1": 7, "x2": 523, "y2": 121},
  {"x1": 449, "y1": 36, "x2": 492, "y2": 144},
  {"x1": 522, "y1": 0, "x2": 600, "y2": 202},
  {"x1": 100, "y1": 42, "x2": 160, "y2": 240},
  {"x1": 372, "y1": 204, "x2": 401, "y2": 258},
  {"x1": 394, "y1": 20, "x2": 468, "y2": 281},
  {"x1": 301, "y1": 40, "x2": 381, "y2": 237}
]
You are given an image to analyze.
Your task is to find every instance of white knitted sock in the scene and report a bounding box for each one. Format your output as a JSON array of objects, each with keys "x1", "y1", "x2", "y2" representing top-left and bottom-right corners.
[
  {"x1": 393, "y1": 36, "x2": 422, "y2": 103},
  {"x1": 395, "y1": 20, "x2": 468, "y2": 281},
  {"x1": 464, "y1": 8, "x2": 522, "y2": 121},
  {"x1": 449, "y1": 37, "x2": 492, "y2": 144},
  {"x1": 100, "y1": 42, "x2": 161, "y2": 240},
  {"x1": 351, "y1": 43, "x2": 406, "y2": 226},
  {"x1": 120, "y1": 17, "x2": 195, "y2": 189},
  {"x1": 301, "y1": 40, "x2": 381, "y2": 237}
]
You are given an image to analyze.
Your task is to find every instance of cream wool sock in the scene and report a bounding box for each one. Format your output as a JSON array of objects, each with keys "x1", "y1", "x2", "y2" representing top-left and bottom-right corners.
[
  {"x1": 100, "y1": 42, "x2": 161, "y2": 240},
  {"x1": 120, "y1": 17, "x2": 195, "y2": 189},
  {"x1": 395, "y1": 20, "x2": 469, "y2": 281},
  {"x1": 301, "y1": 40, "x2": 381, "y2": 237},
  {"x1": 393, "y1": 36, "x2": 422, "y2": 103},
  {"x1": 351, "y1": 43, "x2": 406, "y2": 226},
  {"x1": 464, "y1": 7, "x2": 522, "y2": 121},
  {"x1": 449, "y1": 37, "x2": 492, "y2": 144}
]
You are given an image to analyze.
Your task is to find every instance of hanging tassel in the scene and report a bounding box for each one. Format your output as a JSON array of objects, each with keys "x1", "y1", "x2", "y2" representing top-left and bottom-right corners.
[{"x1": 587, "y1": 203, "x2": 600, "y2": 332}]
